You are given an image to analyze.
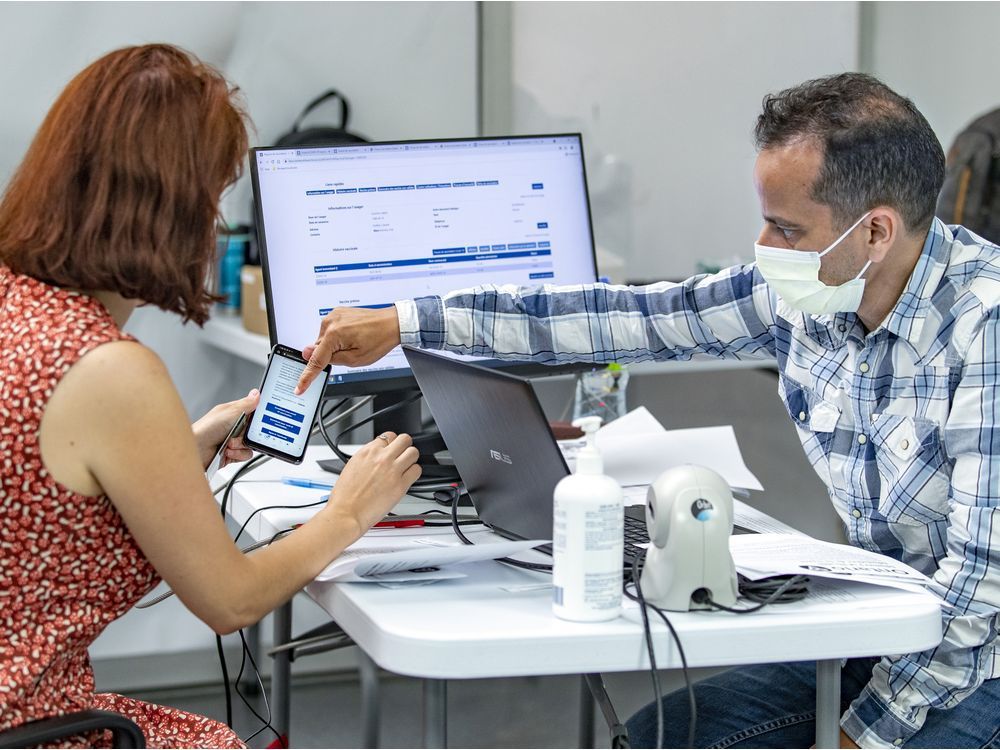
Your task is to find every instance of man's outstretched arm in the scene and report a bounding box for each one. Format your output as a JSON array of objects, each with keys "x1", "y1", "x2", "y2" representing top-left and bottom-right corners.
[{"x1": 297, "y1": 266, "x2": 777, "y2": 393}]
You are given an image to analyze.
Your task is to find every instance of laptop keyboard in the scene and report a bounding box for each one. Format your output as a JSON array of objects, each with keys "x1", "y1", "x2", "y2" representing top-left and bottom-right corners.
[
  {"x1": 624, "y1": 515, "x2": 649, "y2": 558},
  {"x1": 622, "y1": 510, "x2": 753, "y2": 564}
]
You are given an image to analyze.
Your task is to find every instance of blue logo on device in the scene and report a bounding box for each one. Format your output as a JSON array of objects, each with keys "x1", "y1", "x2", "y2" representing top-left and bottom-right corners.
[{"x1": 690, "y1": 498, "x2": 715, "y2": 522}]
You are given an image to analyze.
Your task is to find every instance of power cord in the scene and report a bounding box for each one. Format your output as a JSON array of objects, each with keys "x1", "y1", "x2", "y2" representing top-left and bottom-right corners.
[
  {"x1": 317, "y1": 396, "x2": 372, "y2": 455},
  {"x1": 330, "y1": 393, "x2": 423, "y2": 465},
  {"x1": 619, "y1": 565, "x2": 811, "y2": 749},
  {"x1": 326, "y1": 394, "x2": 462, "y2": 491},
  {"x1": 216, "y1": 453, "x2": 271, "y2": 730},
  {"x1": 694, "y1": 574, "x2": 810, "y2": 612},
  {"x1": 234, "y1": 628, "x2": 279, "y2": 745},
  {"x1": 211, "y1": 396, "x2": 362, "y2": 743},
  {"x1": 623, "y1": 552, "x2": 697, "y2": 750}
]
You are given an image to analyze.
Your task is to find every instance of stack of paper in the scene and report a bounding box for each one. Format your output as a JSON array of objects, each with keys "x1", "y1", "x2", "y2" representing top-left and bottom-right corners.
[
  {"x1": 730, "y1": 533, "x2": 933, "y2": 594},
  {"x1": 315, "y1": 538, "x2": 548, "y2": 583}
]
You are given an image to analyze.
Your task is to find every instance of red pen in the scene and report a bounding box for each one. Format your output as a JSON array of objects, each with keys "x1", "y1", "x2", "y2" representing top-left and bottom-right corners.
[{"x1": 373, "y1": 518, "x2": 425, "y2": 529}]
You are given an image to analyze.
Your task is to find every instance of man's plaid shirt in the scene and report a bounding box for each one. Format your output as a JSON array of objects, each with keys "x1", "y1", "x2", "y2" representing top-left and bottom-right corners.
[{"x1": 397, "y1": 218, "x2": 1000, "y2": 748}]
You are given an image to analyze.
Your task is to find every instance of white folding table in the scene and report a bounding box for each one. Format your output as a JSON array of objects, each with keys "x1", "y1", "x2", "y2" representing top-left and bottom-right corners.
[{"x1": 221, "y1": 447, "x2": 942, "y2": 748}]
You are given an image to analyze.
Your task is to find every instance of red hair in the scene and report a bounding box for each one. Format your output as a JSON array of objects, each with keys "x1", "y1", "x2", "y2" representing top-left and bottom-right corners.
[{"x1": 0, "y1": 44, "x2": 249, "y2": 325}]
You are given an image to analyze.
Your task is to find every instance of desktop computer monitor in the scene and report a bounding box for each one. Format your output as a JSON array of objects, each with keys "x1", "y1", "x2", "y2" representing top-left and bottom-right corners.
[{"x1": 249, "y1": 134, "x2": 599, "y2": 397}]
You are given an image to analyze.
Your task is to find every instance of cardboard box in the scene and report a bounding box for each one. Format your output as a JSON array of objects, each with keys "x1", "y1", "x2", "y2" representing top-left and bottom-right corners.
[{"x1": 240, "y1": 265, "x2": 269, "y2": 337}]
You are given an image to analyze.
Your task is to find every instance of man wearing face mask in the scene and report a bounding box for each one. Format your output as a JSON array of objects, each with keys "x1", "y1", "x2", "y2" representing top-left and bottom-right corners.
[{"x1": 296, "y1": 73, "x2": 1000, "y2": 748}]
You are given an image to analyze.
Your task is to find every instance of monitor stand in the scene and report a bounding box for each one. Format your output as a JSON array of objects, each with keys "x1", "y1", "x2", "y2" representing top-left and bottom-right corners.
[{"x1": 317, "y1": 389, "x2": 459, "y2": 481}]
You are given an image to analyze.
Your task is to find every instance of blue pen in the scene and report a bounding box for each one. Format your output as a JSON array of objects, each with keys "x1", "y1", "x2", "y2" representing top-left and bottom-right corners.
[{"x1": 282, "y1": 477, "x2": 334, "y2": 490}]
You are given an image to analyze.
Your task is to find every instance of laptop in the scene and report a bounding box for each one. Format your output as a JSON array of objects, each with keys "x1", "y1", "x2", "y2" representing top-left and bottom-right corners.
[{"x1": 403, "y1": 345, "x2": 652, "y2": 562}]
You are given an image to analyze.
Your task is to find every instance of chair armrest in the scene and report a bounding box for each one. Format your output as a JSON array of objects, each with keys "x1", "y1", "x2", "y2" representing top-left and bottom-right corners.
[{"x1": 0, "y1": 709, "x2": 145, "y2": 749}]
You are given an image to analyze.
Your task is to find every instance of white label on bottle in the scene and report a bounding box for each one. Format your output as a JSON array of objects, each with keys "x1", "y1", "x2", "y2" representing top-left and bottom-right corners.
[{"x1": 552, "y1": 488, "x2": 623, "y2": 620}]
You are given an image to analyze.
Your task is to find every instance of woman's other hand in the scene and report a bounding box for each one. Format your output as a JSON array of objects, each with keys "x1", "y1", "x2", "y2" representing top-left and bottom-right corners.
[
  {"x1": 192, "y1": 389, "x2": 260, "y2": 469},
  {"x1": 324, "y1": 432, "x2": 422, "y2": 532}
]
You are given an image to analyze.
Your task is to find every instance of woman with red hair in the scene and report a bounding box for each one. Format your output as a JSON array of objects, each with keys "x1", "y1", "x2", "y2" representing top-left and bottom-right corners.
[{"x1": 0, "y1": 44, "x2": 420, "y2": 747}]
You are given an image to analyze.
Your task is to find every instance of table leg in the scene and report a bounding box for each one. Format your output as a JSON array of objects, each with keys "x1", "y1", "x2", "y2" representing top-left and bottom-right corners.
[
  {"x1": 358, "y1": 650, "x2": 381, "y2": 748},
  {"x1": 578, "y1": 675, "x2": 595, "y2": 748},
  {"x1": 271, "y1": 600, "x2": 293, "y2": 744},
  {"x1": 815, "y1": 659, "x2": 841, "y2": 749},
  {"x1": 421, "y1": 679, "x2": 448, "y2": 748}
]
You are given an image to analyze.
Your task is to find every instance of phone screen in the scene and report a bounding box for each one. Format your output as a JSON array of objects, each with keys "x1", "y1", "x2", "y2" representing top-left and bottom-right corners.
[{"x1": 244, "y1": 347, "x2": 329, "y2": 463}]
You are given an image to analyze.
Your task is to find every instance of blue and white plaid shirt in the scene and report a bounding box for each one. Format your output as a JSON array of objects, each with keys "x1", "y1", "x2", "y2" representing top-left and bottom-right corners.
[{"x1": 397, "y1": 218, "x2": 1000, "y2": 748}]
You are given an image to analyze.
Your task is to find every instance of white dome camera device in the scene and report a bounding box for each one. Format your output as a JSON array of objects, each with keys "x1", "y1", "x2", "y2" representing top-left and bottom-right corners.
[{"x1": 639, "y1": 464, "x2": 739, "y2": 611}]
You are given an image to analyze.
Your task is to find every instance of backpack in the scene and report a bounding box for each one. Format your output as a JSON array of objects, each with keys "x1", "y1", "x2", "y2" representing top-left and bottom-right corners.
[
  {"x1": 274, "y1": 89, "x2": 367, "y2": 148},
  {"x1": 935, "y1": 107, "x2": 1000, "y2": 244},
  {"x1": 247, "y1": 91, "x2": 368, "y2": 263}
]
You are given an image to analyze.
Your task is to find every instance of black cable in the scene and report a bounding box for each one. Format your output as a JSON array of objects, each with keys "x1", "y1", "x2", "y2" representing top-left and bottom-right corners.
[
  {"x1": 216, "y1": 453, "x2": 269, "y2": 729},
  {"x1": 235, "y1": 629, "x2": 283, "y2": 746},
  {"x1": 233, "y1": 498, "x2": 329, "y2": 546},
  {"x1": 327, "y1": 394, "x2": 462, "y2": 491},
  {"x1": 211, "y1": 397, "x2": 359, "y2": 737},
  {"x1": 647, "y1": 604, "x2": 697, "y2": 748},
  {"x1": 317, "y1": 397, "x2": 350, "y2": 454},
  {"x1": 699, "y1": 574, "x2": 810, "y2": 613},
  {"x1": 234, "y1": 528, "x2": 296, "y2": 745},
  {"x1": 624, "y1": 553, "x2": 664, "y2": 749},
  {"x1": 215, "y1": 631, "x2": 233, "y2": 729},
  {"x1": 331, "y1": 392, "x2": 423, "y2": 464},
  {"x1": 220, "y1": 454, "x2": 270, "y2": 522},
  {"x1": 447, "y1": 485, "x2": 554, "y2": 572},
  {"x1": 619, "y1": 569, "x2": 810, "y2": 749}
]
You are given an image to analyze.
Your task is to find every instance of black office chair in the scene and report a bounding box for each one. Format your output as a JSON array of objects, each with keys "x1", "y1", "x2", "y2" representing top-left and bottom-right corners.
[{"x1": 0, "y1": 709, "x2": 145, "y2": 749}]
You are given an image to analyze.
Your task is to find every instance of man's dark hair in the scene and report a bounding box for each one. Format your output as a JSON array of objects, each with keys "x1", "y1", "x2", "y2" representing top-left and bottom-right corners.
[{"x1": 754, "y1": 72, "x2": 945, "y2": 234}]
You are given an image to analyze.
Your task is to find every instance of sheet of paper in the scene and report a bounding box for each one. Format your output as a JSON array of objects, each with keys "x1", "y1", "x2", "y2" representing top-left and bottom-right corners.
[
  {"x1": 597, "y1": 425, "x2": 764, "y2": 490},
  {"x1": 622, "y1": 485, "x2": 649, "y2": 506},
  {"x1": 730, "y1": 533, "x2": 932, "y2": 592},
  {"x1": 598, "y1": 405, "x2": 666, "y2": 439},
  {"x1": 315, "y1": 538, "x2": 549, "y2": 582},
  {"x1": 732, "y1": 499, "x2": 804, "y2": 535},
  {"x1": 560, "y1": 408, "x2": 763, "y2": 491}
]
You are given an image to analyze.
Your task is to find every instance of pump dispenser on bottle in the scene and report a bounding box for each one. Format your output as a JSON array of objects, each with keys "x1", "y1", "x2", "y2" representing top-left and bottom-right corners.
[{"x1": 552, "y1": 416, "x2": 624, "y2": 621}]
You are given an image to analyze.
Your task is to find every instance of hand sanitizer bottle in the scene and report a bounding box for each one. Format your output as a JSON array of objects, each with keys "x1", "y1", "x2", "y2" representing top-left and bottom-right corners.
[{"x1": 552, "y1": 416, "x2": 624, "y2": 621}]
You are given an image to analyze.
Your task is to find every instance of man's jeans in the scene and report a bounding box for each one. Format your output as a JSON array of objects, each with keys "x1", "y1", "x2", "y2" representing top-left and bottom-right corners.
[{"x1": 626, "y1": 659, "x2": 1000, "y2": 748}]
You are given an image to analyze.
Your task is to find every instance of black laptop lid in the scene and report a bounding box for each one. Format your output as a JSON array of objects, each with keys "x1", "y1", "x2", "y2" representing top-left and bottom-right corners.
[{"x1": 403, "y1": 346, "x2": 569, "y2": 540}]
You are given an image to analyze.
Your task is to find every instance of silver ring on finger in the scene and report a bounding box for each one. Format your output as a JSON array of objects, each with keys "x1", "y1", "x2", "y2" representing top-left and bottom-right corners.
[{"x1": 377, "y1": 433, "x2": 392, "y2": 445}]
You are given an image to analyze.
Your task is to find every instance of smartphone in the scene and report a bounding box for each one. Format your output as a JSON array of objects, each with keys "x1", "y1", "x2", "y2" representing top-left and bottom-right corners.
[{"x1": 242, "y1": 344, "x2": 332, "y2": 464}]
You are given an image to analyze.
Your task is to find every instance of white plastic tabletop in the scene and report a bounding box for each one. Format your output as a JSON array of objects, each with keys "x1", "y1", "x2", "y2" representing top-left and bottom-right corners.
[{"x1": 222, "y1": 446, "x2": 942, "y2": 680}]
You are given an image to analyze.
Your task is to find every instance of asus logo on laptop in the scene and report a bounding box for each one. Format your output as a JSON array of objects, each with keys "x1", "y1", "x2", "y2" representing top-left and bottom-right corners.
[{"x1": 489, "y1": 449, "x2": 513, "y2": 465}]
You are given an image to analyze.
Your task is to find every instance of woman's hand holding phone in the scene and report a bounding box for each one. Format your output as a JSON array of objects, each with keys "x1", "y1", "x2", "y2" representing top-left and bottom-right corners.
[
  {"x1": 192, "y1": 389, "x2": 260, "y2": 470},
  {"x1": 323, "y1": 432, "x2": 423, "y2": 532}
]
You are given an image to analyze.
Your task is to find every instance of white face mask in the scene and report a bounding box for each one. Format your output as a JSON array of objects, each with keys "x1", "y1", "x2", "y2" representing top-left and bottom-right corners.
[{"x1": 754, "y1": 211, "x2": 872, "y2": 315}]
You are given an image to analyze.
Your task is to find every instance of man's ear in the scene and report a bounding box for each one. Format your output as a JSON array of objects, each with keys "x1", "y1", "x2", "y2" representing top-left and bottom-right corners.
[{"x1": 865, "y1": 207, "x2": 900, "y2": 263}]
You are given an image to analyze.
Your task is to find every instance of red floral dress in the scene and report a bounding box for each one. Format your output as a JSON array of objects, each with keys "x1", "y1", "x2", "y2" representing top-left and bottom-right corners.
[{"x1": 0, "y1": 267, "x2": 242, "y2": 748}]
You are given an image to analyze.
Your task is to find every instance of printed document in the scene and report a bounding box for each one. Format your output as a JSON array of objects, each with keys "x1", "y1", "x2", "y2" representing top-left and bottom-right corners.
[
  {"x1": 315, "y1": 538, "x2": 548, "y2": 583},
  {"x1": 730, "y1": 533, "x2": 932, "y2": 593}
]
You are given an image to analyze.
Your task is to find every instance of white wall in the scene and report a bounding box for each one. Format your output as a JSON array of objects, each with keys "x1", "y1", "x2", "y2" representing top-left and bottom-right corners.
[
  {"x1": 0, "y1": 2, "x2": 240, "y2": 189},
  {"x1": 509, "y1": 1, "x2": 860, "y2": 281},
  {"x1": 861, "y1": 1, "x2": 1000, "y2": 151}
]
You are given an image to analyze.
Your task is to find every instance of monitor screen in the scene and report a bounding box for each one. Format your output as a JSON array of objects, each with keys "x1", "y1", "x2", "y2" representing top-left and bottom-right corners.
[{"x1": 250, "y1": 134, "x2": 599, "y2": 394}]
